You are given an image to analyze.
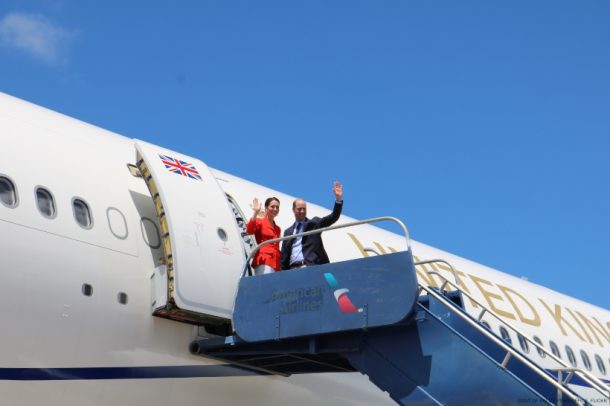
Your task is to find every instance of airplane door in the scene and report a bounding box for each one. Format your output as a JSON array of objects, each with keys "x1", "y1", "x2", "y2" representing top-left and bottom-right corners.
[{"x1": 135, "y1": 139, "x2": 244, "y2": 321}]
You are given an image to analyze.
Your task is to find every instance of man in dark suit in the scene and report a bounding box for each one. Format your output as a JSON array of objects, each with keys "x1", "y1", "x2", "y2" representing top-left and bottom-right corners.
[{"x1": 280, "y1": 181, "x2": 343, "y2": 270}]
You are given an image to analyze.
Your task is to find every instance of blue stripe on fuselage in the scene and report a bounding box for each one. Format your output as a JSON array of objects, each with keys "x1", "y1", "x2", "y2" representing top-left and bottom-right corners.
[{"x1": 0, "y1": 365, "x2": 268, "y2": 380}]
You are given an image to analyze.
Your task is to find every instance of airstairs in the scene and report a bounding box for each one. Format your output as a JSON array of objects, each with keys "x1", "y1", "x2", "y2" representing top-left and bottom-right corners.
[
  {"x1": 129, "y1": 141, "x2": 608, "y2": 404},
  {"x1": 189, "y1": 217, "x2": 609, "y2": 406}
]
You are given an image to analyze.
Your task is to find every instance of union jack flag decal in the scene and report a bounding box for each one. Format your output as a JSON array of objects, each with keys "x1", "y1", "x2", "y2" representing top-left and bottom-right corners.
[{"x1": 158, "y1": 154, "x2": 202, "y2": 181}]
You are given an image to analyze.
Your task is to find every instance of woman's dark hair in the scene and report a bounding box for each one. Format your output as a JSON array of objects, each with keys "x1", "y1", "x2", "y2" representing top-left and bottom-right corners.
[{"x1": 265, "y1": 197, "x2": 280, "y2": 208}]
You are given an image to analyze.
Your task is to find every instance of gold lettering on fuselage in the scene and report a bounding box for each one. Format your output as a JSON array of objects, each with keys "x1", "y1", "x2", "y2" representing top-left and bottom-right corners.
[
  {"x1": 432, "y1": 262, "x2": 479, "y2": 307},
  {"x1": 424, "y1": 261, "x2": 479, "y2": 308},
  {"x1": 347, "y1": 232, "x2": 370, "y2": 257},
  {"x1": 345, "y1": 232, "x2": 610, "y2": 347},
  {"x1": 412, "y1": 255, "x2": 440, "y2": 289},
  {"x1": 348, "y1": 233, "x2": 441, "y2": 288},
  {"x1": 575, "y1": 312, "x2": 610, "y2": 347},
  {"x1": 469, "y1": 275, "x2": 516, "y2": 320},
  {"x1": 497, "y1": 284, "x2": 541, "y2": 327},
  {"x1": 565, "y1": 308, "x2": 594, "y2": 344},
  {"x1": 422, "y1": 261, "x2": 449, "y2": 293},
  {"x1": 374, "y1": 242, "x2": 387, "y2": 255},
  {"x1": 539, "y1": 300, "x2": 586, "y2": 343}
]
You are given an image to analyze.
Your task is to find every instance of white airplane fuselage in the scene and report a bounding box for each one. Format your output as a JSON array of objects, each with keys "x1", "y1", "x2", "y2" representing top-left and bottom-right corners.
[{"x1": 0, "y1": 93, "x2": 608, "y2": 405}]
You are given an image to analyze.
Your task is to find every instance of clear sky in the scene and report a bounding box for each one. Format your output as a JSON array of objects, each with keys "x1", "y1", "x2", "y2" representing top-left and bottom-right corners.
[{"x1": 1, "y1": 1, "x2": 608, "y2": 310}]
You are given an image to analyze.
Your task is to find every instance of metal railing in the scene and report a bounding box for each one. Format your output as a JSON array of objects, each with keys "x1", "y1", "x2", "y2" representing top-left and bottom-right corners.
[
  {"x1": 419, "y1": 285, "x2": 585, "y2": 405},
  {"x1": 415, "y1": 259, "x2": 461, "y2": 285},
  {"x1": 420, "y1": 265, "x2": 610, "y2": 403},
  {"x1": 239, "y1": 215, "x2": 609, "y2": 403},
  {"x1": 241, "y1": 216, "x2": 411, "y2": 277}
]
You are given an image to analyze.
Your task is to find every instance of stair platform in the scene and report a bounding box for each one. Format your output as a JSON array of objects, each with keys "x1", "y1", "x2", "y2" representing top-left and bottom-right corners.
[{"x1": 233, "y1": 251, "x2": 418, "y2": 342}]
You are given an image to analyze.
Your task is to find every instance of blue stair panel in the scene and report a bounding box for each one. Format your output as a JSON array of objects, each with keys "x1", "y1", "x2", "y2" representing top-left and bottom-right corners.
[
  {"x1": 346, "y1": 301, "x2": 552, "y2": 405},
  {"x1": 233, "y1": 251, "x2": 418, "y2": 342},
  {"x1": 192, "y1": 253, "x2": 581, "y2": 405},
  {"x1": 428, "y1": 296, "x2": 585, "y2": 405}
]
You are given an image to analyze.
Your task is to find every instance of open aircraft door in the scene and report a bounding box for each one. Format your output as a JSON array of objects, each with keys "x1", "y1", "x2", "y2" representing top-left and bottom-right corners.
[{"x1": 135, "y1": 139, "x2": 244, "y2": 324}]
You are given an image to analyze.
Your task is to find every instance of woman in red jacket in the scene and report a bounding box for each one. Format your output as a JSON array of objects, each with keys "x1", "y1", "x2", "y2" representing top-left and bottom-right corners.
[{"x1": 246, "y1": 197, "x2": 281, "y2": 275}]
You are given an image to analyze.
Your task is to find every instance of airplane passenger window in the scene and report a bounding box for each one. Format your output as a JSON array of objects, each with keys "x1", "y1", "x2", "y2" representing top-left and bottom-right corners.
[
  {"x1": 36, "y1": 187, "x2": 56, "y2": 218},
  {"x1": 580, "y1": 351, "x2": 592, "y2": 371},
  {"x1": 517, "y1": 334, "x2": 529, "y2": 353},
  {"x1": 499, "y1": 327, "x2": 512, "y2": 345},
  {"x1": 480, "y1": 321, "x2": 491, "y2": 330},
  {"x1": 565, "y1": 346, "x2": 577, "y2": 367},
  {"x1": 549, "y1": 341, "x2": 561, "y2": 359},
  {"x1": 594, "y1": 355, "x2": 606, "y2": 375},
  {"x1": 533, "y1": 336, "x2": 546, "y2": 358},
  {"x1": 217, "y1": 227, "x2": 228, "y2": 242},
  {"x1": 82, "y1": 283, "x2": 93, "y2": 296},
  {"x1": 72, "y1": 198, "x2": 93, "y2": 229},
  {"x1": 118, "y1": 292, "x2": 128, "y2": 305},
  {"x1": 0, "y1": 176, "x2": 17, "y2": 207}
]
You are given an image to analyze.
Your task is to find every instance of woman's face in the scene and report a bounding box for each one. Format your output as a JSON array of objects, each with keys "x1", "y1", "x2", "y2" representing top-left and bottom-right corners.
[{"x1": 266, "y1": 200, "x2": 280, "y2": 219}]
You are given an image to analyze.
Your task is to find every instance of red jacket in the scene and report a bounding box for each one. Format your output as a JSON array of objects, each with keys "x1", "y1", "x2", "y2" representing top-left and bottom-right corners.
[{"x1": 246, "y1": 216, "x2": 281, "y2": 271}]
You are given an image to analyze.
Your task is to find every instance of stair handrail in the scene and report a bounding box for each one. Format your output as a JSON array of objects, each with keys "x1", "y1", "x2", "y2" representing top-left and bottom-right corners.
[
  {"x1": 419, "y1": 284, "x2": 585, "y2": 405},
  {"x1": 241, "y1": 216, "x2": 410, "y2": 278},
  {"x1": 414, "y1": 259, "x2": 461, "y2": 286},
  {"x1": 551, "y1": 366, "x2": 610, "y2": 399},
  {"x1": 423, "y1": 268, "x2": 610, "y2": 400}
]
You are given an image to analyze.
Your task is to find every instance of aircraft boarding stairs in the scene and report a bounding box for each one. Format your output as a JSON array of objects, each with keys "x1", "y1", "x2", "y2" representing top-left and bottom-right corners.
[{"x1": 190, "y1": 218, "x2": 608, "y2": 406}]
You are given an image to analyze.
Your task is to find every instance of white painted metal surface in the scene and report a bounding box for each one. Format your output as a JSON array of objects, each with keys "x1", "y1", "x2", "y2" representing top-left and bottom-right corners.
[
  {"x1": 150, "y1": 264, "x2": 168, "y2": 312},
  {"x1": 135, "y1": 139, "x2": 244, "y2": 318},
  {"x1": 0, "y1": 93, "x2": 607, "y2": 406}
]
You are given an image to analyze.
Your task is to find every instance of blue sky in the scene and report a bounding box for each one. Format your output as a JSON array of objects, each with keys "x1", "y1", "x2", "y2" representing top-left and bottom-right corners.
[{"x1": 1, "y1": 1, "x2": 608, "y2": 310}]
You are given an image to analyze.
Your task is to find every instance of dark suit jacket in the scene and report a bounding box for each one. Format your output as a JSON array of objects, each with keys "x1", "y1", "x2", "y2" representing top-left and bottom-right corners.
[{"x1": 280, "y1": 201, "x2": 343, "y2": 270}]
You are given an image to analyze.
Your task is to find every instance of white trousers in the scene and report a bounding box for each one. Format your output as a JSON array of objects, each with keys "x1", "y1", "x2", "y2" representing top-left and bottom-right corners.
[{"x1": 254, "y1": 265, "x2": 276, "y2": 276}]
